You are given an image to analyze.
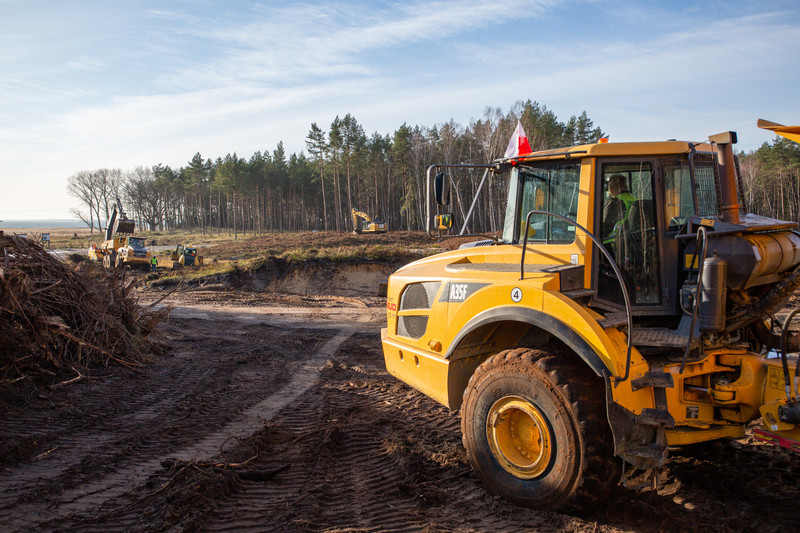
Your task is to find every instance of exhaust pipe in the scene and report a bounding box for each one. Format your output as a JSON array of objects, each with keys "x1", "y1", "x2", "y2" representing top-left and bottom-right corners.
[{"x1": 708, "y1": 131, "x2": 740, "y2": 225}]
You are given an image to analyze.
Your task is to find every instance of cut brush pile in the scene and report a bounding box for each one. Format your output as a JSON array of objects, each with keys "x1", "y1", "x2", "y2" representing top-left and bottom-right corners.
[{"x1": 0, "y1": 233, "x2": 167, "y2": 385}]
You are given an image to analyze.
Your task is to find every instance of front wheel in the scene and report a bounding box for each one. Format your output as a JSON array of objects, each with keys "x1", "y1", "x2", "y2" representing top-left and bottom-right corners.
[{"x1": 460, "y1": 347, "x2": 620, "y2": 512}]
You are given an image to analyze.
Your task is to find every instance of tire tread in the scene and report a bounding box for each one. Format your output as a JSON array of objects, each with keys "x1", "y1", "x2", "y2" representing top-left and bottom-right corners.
[{"x1": 460, "y1": 347, "x2": 620, "y2": 512}]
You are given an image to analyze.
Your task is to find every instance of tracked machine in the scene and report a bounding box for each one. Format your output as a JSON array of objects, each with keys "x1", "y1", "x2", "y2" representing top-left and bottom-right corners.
[
  {"x1": 351, "y1": 208, "x2": 387, "y2": 234},
  {"x1": 381, "y1": 120, "x2": 800, "y2": 511}
]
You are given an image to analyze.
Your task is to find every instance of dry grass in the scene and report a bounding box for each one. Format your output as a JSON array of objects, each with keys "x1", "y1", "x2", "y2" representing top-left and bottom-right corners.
[{"x1": 146, "y1": 231, "x2": 446, "y2": 283}]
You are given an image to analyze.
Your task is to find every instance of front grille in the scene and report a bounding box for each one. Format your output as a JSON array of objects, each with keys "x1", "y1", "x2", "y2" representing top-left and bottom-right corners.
[
  {"x1": 397, "y1": 316, "x2": 429, "y2": 339},
  {"x1": 399, "y1": 282, "x2": 440, "y2": 311}
]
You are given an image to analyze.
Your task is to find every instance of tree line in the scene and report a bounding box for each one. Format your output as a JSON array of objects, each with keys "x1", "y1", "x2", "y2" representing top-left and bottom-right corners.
[
  {"x1": 67, "y1": 100, "x2": 605, "y2": 236},
  {"x1": 67, "y1": 100, "x2": 799, "y2": 237},
  {"x1": 739, "y1": 137, "x2": 800, "y2": 223}
]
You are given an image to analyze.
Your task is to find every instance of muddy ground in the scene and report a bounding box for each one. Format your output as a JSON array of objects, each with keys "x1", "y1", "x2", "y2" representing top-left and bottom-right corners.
[{"x1": 2, "y1": 258, "x2": 799, "y2": 532}]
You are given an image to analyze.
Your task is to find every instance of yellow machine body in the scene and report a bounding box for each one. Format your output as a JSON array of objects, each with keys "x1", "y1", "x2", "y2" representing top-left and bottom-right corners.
[
  {"x1": 382, "y1": 135, "x2": 800, "y2": 460},
  {"x1": 171, "y1": 244, "x2": 200, "y2": 266},
  {"x1": 352, "y1": 208, "x2": 387, "y2": 234}
]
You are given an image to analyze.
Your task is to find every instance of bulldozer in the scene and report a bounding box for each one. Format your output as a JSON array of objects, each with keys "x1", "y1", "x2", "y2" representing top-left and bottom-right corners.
[
  {"x1": 381, "y1": 120, "x2": 800, "y2": 512},
  {"x1": 351, "y1": 208, "x2": 387, "y2": 234},
  {"x1": 89, "y1": 198, "x2": 152, "y2": 270}
]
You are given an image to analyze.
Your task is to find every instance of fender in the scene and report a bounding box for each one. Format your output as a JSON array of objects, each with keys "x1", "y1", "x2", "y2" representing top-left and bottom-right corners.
[{"x1": 444, "y1": 305, "x2": 611, "y2": 377}]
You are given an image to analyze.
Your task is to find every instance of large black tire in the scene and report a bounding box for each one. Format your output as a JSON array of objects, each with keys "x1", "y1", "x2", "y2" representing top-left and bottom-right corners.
[{"x1": 460, "y1": 347, "x2": 620, "y2": 512}]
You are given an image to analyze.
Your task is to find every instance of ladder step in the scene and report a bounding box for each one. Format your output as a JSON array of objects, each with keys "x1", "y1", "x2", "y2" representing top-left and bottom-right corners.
[
  {"x1": 636, "y1": 408, "x2": 675, "y2": 427},
  {"x1": 598, "y1": 312, "x2": 628, "y2": 329},
  {"x1": 625, "y1": 444, "x2": 667, "y2": 461},
  {"x1": 631, "y1": 371, "x2": 675, "y2": 391},
  {"x1": 631, "y1": 328, "x2": 698, "y2": 348},
  {"x1": 562, "y1": 288, "x2": 595, "y2": 300}
]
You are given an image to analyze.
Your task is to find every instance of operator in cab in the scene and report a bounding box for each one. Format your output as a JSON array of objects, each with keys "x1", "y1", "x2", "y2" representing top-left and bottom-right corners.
[{"x1": 602, "y1": 173, "x2": 635, "y2": 254}]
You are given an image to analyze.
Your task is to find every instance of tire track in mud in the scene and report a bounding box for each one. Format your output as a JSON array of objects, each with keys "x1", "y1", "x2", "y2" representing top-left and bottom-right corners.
[
  {"x1": 48, "y1": 329, "x2": 352, "y2": 522},
  {"x1": 195, "y1": 334, "x2": 654, "y2": 533},
  {"x1": 0, "y1": 313, "x2": 352, "y2": 532},
  {"x1": 200, "y1": 333, "x2": 491, "y2": 533}
]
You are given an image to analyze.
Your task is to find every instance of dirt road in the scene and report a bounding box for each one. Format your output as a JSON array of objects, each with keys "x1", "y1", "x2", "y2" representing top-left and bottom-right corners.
[{"x1": 2, "y1": 287, "x2": 799, "y2": 532}]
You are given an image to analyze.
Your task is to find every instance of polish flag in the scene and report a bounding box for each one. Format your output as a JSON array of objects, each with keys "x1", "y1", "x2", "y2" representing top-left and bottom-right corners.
[{"x1": 503, "y1": 120, "x2": 533, "y2": 159}]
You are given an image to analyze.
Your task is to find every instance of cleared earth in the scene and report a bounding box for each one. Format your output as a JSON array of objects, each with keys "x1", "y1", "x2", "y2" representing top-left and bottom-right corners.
[{"x1": 2, "y1": 240, "x2": 799, "y2": 532}]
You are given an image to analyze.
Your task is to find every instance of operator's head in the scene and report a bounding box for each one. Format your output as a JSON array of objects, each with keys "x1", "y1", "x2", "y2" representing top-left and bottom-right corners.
[{"x1": 608, "y1": 174, "x2": 627, "y2": 196}]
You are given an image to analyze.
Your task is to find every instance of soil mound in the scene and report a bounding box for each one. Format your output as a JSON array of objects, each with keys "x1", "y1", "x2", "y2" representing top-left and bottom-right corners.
[{"x1": 154, "y1": 256, "x2": 398, "y2": 297}]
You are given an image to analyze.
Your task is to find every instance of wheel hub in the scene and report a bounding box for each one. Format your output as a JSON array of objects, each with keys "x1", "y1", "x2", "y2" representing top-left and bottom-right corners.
[{"x1": 486, "y1": 396, "x2": 552, "y2": 479}]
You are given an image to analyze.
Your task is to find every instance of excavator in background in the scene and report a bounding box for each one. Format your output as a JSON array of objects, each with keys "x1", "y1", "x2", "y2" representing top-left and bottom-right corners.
[
  {"x1": 381, "y1": 119, "x2": 800, "y2": 512},
  {"x1": 88, "y1": 198, "x2": 152, "y2": 270},
  {"x1": 351, "y1": 208, "x2": 387, "y2": 234}
]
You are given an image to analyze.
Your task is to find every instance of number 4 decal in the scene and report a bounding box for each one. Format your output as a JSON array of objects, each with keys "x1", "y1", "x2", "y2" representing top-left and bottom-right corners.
[{"x1": 511, "y1": 287, "x2": 523, "y2": 303}]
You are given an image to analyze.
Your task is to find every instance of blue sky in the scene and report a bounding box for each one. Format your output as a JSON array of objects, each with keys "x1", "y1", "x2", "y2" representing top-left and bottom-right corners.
[{"x1": 1, "y1": 0, "x2": 799, "y2": 220}]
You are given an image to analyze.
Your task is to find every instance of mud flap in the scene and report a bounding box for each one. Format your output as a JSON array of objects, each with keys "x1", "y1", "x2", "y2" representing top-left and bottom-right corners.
[{"x1": 603, "y1": 370, "x2": 668, "y2": 471}]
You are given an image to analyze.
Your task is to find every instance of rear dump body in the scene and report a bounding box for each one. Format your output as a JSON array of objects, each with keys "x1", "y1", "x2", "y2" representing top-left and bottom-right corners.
[{"x1": 382, "y1": 135, "x2": 800, "y2": 499}]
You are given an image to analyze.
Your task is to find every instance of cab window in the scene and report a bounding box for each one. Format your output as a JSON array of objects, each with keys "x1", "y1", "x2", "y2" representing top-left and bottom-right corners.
[
  {"x1": 515, "y1": 164, "x2": 580, "y2": 244},
  {"x1": 664, "y1": 161, "x2": 695, "y2": 233}
]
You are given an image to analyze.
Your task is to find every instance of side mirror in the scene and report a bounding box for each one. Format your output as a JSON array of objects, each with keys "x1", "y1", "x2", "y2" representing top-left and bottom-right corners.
[
  {"x1": 434, "y1": 172, "x2": 450, "y2": 206},
  {"x1": 435, "y1": 213, "x2": 453, "y2": 230}
]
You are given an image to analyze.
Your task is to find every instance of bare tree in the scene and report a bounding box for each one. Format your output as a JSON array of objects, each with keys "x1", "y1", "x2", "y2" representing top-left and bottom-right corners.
[
  {"x1": 66, "y1": 170, "x2": 98, "y2": 232},
  {"x1": 123, "y1": 166, "x2": 163, "y2": 230},
  {"x1": 70, "y1": 208, "x2": 95, "y2": 232}
]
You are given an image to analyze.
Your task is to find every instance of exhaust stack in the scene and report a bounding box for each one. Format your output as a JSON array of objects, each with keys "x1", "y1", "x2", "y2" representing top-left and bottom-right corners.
[{"x1": 708, "y1": 131, "x2": 740, "y2": 224}]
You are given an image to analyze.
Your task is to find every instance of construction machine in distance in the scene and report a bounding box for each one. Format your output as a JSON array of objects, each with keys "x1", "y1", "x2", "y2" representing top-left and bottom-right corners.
[
  {"x1": 381, "y1": 119, "x2": 800, "y2": 512},
  {"x1": 89, "y1": 198, "x2": 152, "y2": 270},
  {"x1": 171, "y1": 244, "x2": 202, "y2": 267},
  {"x1": 351, "y1": 208, "x2": 387, "y2": 234}
]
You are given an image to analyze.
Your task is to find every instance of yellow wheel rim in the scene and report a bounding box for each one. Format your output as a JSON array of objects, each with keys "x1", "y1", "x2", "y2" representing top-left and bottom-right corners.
[{"x1": 486, "y1": 396, "x2": 552, "y2": 479}]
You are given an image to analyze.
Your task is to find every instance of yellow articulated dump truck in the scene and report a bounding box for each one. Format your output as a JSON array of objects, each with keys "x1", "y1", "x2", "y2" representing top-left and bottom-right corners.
[{"x1": 381, "y1": 120, "x2": 800, "y2": 512}]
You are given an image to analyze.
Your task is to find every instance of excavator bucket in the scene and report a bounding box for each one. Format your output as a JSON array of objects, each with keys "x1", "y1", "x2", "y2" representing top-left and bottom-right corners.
[
  {"x1": 116, "y1": 218, "x2": 135, "y2": 234},
  {"x1": 758, "y1": 119, "x2": 800, "y2": 144}
]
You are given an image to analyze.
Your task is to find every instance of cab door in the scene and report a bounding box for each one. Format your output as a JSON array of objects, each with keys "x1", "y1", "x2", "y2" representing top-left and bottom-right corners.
[{"x1": 593, "y1": 159, "x2": 671, "y2": 314}]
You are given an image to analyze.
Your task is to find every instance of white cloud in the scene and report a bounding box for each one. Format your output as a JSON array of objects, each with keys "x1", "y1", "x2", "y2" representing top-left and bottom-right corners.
[
  {"x1": 65, "y1": 56, "x2": 107, "y2": 71},
  {"x1": 161, "y1": 0, "x2": 563, "y2": 89},
  {"x1": 0, "y1": 0, "x2": 798, "y2": 219}
]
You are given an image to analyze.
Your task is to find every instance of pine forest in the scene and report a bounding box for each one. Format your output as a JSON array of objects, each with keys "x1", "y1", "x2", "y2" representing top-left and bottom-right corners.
[{"x1": 66, "y1": 100, "x2": 800, "y2": 235}]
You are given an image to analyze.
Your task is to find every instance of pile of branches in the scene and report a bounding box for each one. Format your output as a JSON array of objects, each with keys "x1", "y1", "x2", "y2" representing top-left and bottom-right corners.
[{"x1": 0, "y1": 233, "x2": 168, "y2": 385}]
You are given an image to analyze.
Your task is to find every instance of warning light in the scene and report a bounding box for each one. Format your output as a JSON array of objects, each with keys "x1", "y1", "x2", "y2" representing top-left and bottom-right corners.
[{"x1": 599, "y1": 138, "x2": 609, "y2": 143}]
